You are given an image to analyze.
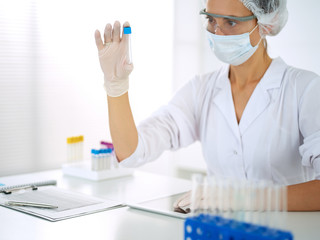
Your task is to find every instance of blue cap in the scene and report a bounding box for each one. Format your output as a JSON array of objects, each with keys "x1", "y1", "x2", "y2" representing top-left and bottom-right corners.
[
  {"x1": 98, "y1": 149, "x2": 104, "y2": 154},
  {"x1": 105, "y1": 148, "x2": 112, "y2": 153},
  {"x1": 91, "y1": 149, "x2": 98, "y2": 154},
  {"x1": 123, "y1": 27, "x2": 131, "y2": 34},
  {"x1": 100, "y1": 148, "x2": 112, "y2": 154}
]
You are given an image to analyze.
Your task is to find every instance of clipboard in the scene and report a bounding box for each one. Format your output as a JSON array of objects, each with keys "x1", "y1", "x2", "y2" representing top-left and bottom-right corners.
[
  {"x1": 0, "y1": 180, "x2": 57, "y2": 194},
  {"x1": 0, "y1": 183, "x2": 122, "y2": 221}
]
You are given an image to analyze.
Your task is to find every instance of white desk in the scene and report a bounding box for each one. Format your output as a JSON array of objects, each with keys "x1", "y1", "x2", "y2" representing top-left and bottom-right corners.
[{"x1": 0, "y1": 169, "x2": 319, "y2": 240}]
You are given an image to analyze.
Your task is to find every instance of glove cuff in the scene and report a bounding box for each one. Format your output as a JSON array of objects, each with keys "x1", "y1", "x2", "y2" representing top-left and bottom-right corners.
[{"x1": 104, "y1": 76, "x2": 129, "y2": 97}]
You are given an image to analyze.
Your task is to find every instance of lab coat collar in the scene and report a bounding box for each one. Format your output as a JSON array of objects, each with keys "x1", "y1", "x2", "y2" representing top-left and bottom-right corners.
[
  {"x1": 215, "y1": 57, "x2": 286, "y2": 90},
  {"x1": 257, "y1": 57, "x2": 287, "y2": 90},
  {"x1": 213, "y1": 57, "x2": 288, "y2": 137}
]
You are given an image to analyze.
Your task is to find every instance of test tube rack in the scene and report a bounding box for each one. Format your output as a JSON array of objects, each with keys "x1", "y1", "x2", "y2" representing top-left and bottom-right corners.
[
  {"x1": 63, "y1": 140, "x2": 134, "y2": 181},
  {"x1": 62, "y1": 161, "x2": 134, "y2": 181},
  {"x1": 184, "y1": 214, "x2": 293, "y2": 240}
]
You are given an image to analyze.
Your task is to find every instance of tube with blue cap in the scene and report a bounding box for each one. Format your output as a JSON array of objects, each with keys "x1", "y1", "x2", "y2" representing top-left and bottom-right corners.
[{"x1": 123, "y1": 26, "x2": 132, "y2": 64}]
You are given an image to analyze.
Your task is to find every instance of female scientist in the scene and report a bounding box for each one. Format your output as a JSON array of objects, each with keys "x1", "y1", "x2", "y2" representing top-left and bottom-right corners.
[{"x1": 94, "y1": 0, "x2": 320, "y2": 211}]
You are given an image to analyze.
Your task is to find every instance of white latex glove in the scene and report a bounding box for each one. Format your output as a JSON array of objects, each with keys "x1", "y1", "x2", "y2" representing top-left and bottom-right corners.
[
  {"x1": 173, "y1": 190, "x2": 207, "y2": 214},
  {"x1": 95, "y1": 21, "x2": 133, "y2": 97},
  {"x1": 173, "y1": 191, "x2": 192, "y2": 214}
]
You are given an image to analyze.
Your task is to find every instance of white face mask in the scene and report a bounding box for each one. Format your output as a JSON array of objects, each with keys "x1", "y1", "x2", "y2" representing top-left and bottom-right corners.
[{"x1": 207, "y1": 25, "x2": 262, "y2": 66}]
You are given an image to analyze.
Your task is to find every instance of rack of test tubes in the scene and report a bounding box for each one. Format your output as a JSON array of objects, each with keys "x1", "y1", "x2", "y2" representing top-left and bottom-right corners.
[
  {"x1": 62, "y1": 139, "x2": 133, "y2": 180},
  {"x1": 184, "y1": 174, "x2": 294, "y2": 240},
  {"x1": 91, "y1": 144, "x2": 118, "y2": 171},
  {"x1": 66, "y1": 135, "x2": 84, "y2": 162}
]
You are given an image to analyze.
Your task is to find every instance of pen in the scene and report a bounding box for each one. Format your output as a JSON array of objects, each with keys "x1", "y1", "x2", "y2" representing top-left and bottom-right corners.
[{"x1": 5, "y1": 201, "x2": 58, "y2": 209}]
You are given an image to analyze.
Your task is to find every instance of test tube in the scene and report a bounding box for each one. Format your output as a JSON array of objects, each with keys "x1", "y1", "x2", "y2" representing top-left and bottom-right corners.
[
  {"x1": 202, "y1": 177, "x2": 209, "y2": 215},
  {"x1": 74, "y1": 137, "x2": 79, "y2": 161},
  {"x1": 67, "y1": 136, "x2": 76, "y2": 162},
  {"x1": 206, "y1": 176, "x2": 218, "y2": 216},
  {"x1": 232, "y1": 179, "x2": 243, "y2": 222},
  {"x1": 256, "y1": 180, "x2": 268, "y2": 227},
  {"x1": 75, "y1": 136, "x2": 79, "y2": 161},
  {"x1": 246, "y1": 181, "x2": 255, "y2": 224},
  {"x1": 71, "y1": 137, "x2": 76, "y2": 161},
  {"x1": 265, "y1": 182, "x2": 273, "y2": 229},
  {"x1": 217, "y1": 178, "x2": 229, "y2": 220},
  {"x1": 221, "y1": 178, "x2": 232, "y2": 220},
  {"x1": 101, "y1": 144, "x2": 117, "y2": 169},
  {"x1": 79, "y1": 135, "x2": 84, "y2": 161},
  {"x1": 269, "y1": 184, "x2": 287, "y2": 233},
  {"x1": 123, "y1": 26, "x2": 132, "y2": 64},
  {"x1": 100, "y1": 149, "x2": 111, "y2": 170},
  {"x1": 105, "y1": 148, "x2": 112, "y2": 170},
  {"x1": 98, "y1": 149, "x2": 104, "y2": 170},
  {"x1": 248, "y1": 181, "x2": 261, "y2": 229},
  {"x1": 91, "y1": 149, "x2": 99, "y2": 171},
  {"x1": 67, "y1": 137, "x2": 72, "y2": 162},
  {"x1": 190, "y1": 174, "x2": 204, "y2": 216},
  {"x1": 216, "y1": 178, "x2": 223, "y2": 218}
]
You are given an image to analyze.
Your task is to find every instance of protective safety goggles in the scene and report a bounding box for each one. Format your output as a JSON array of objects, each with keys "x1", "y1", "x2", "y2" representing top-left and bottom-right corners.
[
  {"x1": 199, "y1": 8, "x2": 256, "y2": 22},
  {"x1": 199, "y1": 8, "x2": 257, "y2": 35}
]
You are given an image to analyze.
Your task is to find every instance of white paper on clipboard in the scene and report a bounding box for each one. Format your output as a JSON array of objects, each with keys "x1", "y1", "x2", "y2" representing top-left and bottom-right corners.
[{"x1": 0, "y1": 186, "x2": 122, "y2": 221}]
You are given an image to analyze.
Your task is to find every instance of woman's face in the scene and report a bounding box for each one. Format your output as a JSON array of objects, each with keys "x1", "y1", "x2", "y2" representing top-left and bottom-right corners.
[{"x1": 206, "y1": 0, "x2": 261, "y2": 45}]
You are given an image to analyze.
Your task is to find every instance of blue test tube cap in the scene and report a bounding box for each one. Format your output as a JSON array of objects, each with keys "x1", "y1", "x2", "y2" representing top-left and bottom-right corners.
[
  {"x1": 105, "y1": 148, "x2": 113, "y2": 154},
  {"x1": 124, "y1": 26, "x2": 131, "y2": 34},
  {"x1": 101, "y1": 148, "x2": 112, "y2": 154},
  {"x1": 91, "y1": 149, "x2": 99, "y2": 154}
]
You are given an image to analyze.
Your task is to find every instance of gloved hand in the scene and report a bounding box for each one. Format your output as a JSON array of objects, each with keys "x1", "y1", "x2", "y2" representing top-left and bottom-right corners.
[
  {"x1": 95, "y1": 21, "x2": 133, "y2": 97},
  {"x1": 173, "y1": 191, "x2": 192, "y2": 214},
  {"x1": 173, "y1": 190, "x2": 207, "y2": 214}
]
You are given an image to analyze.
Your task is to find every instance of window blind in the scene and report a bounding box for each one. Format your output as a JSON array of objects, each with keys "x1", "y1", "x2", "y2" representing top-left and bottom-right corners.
[{"x1": 0, "y1": 1, "x2": 38, "y2": 176}]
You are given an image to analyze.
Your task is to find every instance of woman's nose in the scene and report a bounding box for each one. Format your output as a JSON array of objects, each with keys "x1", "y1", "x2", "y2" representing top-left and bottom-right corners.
[{"x1": 214, "y1": 26, "x2": 225, "y2": 35}]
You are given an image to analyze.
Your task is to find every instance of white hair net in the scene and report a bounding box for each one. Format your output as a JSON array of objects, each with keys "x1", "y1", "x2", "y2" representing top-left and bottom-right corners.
[{"x1": 239, "y1": 0, "x2": 288, "y2": 37}]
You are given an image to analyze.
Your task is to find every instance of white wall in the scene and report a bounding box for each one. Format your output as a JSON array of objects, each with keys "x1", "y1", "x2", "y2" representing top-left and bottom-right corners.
[
  {"x1": 0, "y1": 0, "x2": 174, "y2": 176},
  {"x1": 1, "y1": 0, "x2": 319, "y2": 178},
  {"x1": 172, "y1": 0, "x2": 320, "y2": 176},
  {"x1": 268, "y1": 0, "x2": 320, "y2": 74}
]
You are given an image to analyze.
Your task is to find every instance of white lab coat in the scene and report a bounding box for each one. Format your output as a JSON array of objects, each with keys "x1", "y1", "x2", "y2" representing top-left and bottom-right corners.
[{"x1": 120, "y1": 58, "x2": 320, "y2": 185}]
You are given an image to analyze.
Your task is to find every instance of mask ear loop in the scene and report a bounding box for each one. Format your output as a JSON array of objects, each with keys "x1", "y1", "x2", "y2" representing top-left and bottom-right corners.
[
  {"x1": 249, "y1": 24, "x2": 259, "y2": 35},
  {"x1": 249, "y1": 24, "x2": 262, "y2": 47}
]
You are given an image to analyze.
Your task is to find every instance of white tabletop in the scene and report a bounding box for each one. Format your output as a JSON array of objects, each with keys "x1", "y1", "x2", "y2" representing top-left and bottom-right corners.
[{"x1": 0, "y1": 169, "x2": 319, "y2": 240}]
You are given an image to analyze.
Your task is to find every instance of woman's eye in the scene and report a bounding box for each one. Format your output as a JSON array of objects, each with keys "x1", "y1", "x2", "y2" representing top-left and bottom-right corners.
[
  {"x1": 206, "y1": 16, "x2": 214, "y2": 23},
  {"x1": 227, "y1": 20, "x2": 237, "y2": 27}
]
